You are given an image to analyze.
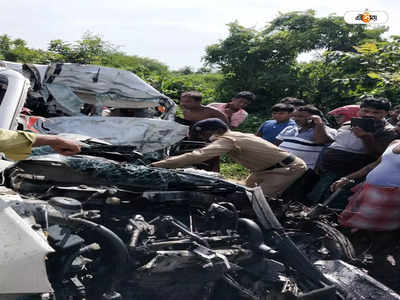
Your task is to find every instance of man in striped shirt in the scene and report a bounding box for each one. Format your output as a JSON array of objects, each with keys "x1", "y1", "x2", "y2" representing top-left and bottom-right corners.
[{"x1": 276, "y1": 105, "x2": 337, "y2": 170}]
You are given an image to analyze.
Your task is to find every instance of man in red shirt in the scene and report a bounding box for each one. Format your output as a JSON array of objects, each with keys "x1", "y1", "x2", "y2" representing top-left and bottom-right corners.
[{"x1": 208, "y1": 91, "x2": 255, "y2": 127}]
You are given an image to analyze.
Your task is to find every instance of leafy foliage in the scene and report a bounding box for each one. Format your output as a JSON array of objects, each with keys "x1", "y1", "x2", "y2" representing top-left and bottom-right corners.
[
  {"x1": 1, "y1": 11, "x2": 399, "y2": 116},
  {"x1": 204, "y1": 11, "x2": 398, "y2": 113},
  {"x1": 220, "y1": 161, "x2": 249, "y2": 181},
  {"x1": 0, "y1": 32, "x2": 222, "y2": 106},
  {"x1": 297, "y1": 39, "x2": 400, "y2": 110},
  {"x1": 160, "y1": 73, "x2": 223, "y2": 104}
]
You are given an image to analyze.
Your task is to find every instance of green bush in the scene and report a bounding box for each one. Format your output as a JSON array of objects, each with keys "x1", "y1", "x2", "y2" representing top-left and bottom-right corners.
[
  {"x1": 236, "y1": 114, "x2": 269, "y2": 133},
  {"x1": 220, "y1": 161, "x2": 249, "y2": 181},
  {"x1": 160, "y1": 73, "x2": 223, "y2": 104}
]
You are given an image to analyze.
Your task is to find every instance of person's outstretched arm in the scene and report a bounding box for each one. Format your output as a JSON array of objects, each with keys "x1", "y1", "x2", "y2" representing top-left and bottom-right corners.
[
  {"x1": 151, "y1": 137, "x2": 233, "y2": 169},
  {"x1": 33, "y1": 135, "x2": 81, "y2": 156},
  {"x1": 0, "y1": 129, "x2": 81, "y2": 160},
  {"x1": 330, "y1": 157, "x2": 382, "y2": 192}
]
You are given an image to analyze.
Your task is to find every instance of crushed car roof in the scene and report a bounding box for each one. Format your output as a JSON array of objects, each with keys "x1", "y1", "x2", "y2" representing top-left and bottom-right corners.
[{"x1": 1, "y1": 61, "x2": 171, "y2": 108}]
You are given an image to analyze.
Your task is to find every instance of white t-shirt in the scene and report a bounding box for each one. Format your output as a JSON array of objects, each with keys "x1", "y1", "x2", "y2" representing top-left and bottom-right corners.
[
  {"x1": 277, "y1": 125, "x2": 337, "y2": 169},
  {"x1": 329, "y1": 124, "x2": 366, "y2": 154},
  {"x1": 366, "y1": 143, "x2": 400, "y2": 187}
]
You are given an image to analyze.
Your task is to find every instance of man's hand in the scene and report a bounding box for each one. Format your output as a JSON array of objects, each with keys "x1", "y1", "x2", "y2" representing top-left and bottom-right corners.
[
  {"x1": 351, "y1": 126, "x2": 372, "y2": 138},
  {"x1": 33, "y1": 135, "x2": 81, "y2": 156},
  {"x1": 393, "y1": 142, "x2": 400, "y2": 154},
  {"x1": 149, "y1": 161, "x2": 162, "y2": 168},
  {"x1": 223, "y1": 106, "x2": 233, "y2": 117},
  {"x1": 49, "y1": 137, "x2": 81, "y2": 155},
  {"x1": 330, "y1": 177, "x2": 354, "y2": 192},
  {"x1": 310, "y1": 115, "x2": 323, "y2": 125}
]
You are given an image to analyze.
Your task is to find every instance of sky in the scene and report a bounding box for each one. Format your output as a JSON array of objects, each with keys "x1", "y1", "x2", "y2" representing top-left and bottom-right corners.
[{"x1": 1, "y1": 0, "x2": 399, "y2": 70}]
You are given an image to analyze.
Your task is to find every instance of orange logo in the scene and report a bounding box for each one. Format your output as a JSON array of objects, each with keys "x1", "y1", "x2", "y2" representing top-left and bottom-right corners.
[
  {"x1": 361, "y1": 11, "x2": 371, "y2": 23},
  {"x1": 346, "y1": 10, "x2": 388, "y2": 25}
]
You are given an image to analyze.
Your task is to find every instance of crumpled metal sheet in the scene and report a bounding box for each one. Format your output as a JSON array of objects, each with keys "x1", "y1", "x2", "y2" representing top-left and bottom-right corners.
[
  {"x1": 1, "y1": 60, "x2": 48, "y2": 87},
  {"x1": 28, "y1": 116, "x2": 188, "y2": 153},
  {"x1": 45, "y1": 63, "x2": 164, "y2": 108},
  {"x1": 0, "y1": 68, "x2": 30, "y2": 130},
  {"x1": 0, "y1": 187, "x2": 54, "y2": 294},
  {"x1": 315, "y1": 260, "x2": 400, "y2": 300},
  {"x1": 13, "y1": 154, "x2": 241, "y2": 192},
  {"x1": 45, "y1": 83, "x2": 85, "y2": 115},
  {"x1": 2, "y1": 61, "x2": 177, "y2": 119}
]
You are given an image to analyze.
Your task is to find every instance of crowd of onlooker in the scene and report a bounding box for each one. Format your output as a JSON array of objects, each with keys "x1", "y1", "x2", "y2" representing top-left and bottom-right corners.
[
  {"x1": 171, "y1": 91, "x2": 400, "y2": 233},
  {"x1": 1, "y1": 87, "x2": 400, "y2": 234}
]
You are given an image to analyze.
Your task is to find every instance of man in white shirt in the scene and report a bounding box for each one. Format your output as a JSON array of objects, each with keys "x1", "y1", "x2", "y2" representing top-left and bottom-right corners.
[
  {"x1": 276, "y1": 105, "x2": 336, "y2": 169},
  {"x1": 309, "y1": 97, "x2": 398, "y2": 203}
]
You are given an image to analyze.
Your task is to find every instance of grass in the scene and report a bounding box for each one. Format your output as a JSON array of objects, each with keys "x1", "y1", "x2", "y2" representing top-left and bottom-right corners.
[
  {"x1": 218, "y1": 114, "x2": 263, "y2": 181},
  {"x1": 220, "y1": 159, "x2": 249, "y2": 182}
]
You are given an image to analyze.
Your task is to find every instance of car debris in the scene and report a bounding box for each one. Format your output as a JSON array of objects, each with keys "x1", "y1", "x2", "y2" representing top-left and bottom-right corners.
[
  {"x1": 2, "y1": 61, "x2": 176, "y2": 119},
  {"x1": 1, "y1": 62, "x2": 400, "y2": 299},
  {"x1": 1, "y1": 152, "x2": 400, "y2": 299},
  {"x1": 1, "y1": 61, "x2": 188, "y2": 159},
  {"x1": 21, "y1": 115, "x2": 188, "y2": 153}
]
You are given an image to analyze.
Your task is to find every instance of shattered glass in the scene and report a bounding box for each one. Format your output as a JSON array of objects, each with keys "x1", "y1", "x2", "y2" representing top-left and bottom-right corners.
[
  {"x1": 15, "y1": 154, "x2": 242, "y2": 192},
  {"x1": 45, "y1": 83, "x2": 85, "y2": 115}
]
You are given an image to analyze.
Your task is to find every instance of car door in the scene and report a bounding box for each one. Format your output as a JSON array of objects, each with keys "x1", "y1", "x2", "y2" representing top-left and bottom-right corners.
[{"x1": 0, "y1": 69, "x2": 30, "y2": 130}]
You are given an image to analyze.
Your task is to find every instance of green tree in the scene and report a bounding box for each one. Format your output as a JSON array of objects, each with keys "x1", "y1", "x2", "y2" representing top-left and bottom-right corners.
[
  {"x1": 48, "y1": 39, "x2": 74, "y2": 60},
  {"x1": 175, "y1": 66, "x2": 195, "y2": 75},
  {"x1": 47, "y1": 33, "x2": 170, "y2": 81},
  {"x1": 160, "y1": 73, "x2": 223, "y2": 104},
  {"x1": 0, "y1": 34, "x2": 12, "y2": 54},
  {"x1": 296, "y1": 38, "x2": 400, "y2": 110},
  {"x1": 48, "y1": 32, "x2": 114, "y2": 64},
  {"x1": 0, "y1": 35, "x2": 61, "y2": 63},
  {"x1": 204, "y1": 11, "x2": 389, "y2": 113},
  {"x1": 73, "y1": 32, "x2": 114, "y2": 64}
]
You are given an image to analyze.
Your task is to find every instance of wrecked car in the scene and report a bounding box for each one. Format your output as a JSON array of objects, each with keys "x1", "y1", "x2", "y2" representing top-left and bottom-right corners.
[
  {"x1": 2, "y1": 154, "x2": 400, "y2": 300},
  {"x1": 1, "y1": 63, "x2": 400, "y2": 300},
  {"x1": 1, "y1": 62, "x2": 191, "y2": 160}
]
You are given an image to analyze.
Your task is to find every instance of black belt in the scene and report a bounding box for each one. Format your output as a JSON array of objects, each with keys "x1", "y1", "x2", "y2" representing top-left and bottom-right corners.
[{"x1": 263, "y1": 155, "x2": 296, "y2": 171}]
